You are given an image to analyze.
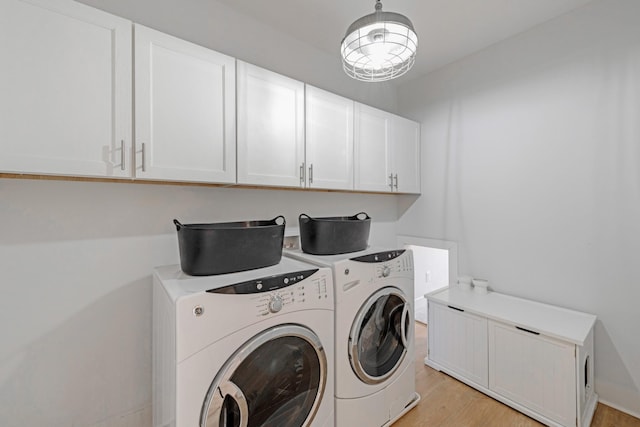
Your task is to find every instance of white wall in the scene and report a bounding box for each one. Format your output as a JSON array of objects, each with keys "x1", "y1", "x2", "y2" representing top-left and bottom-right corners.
[
  {"x1": 397, "y1": 0, "x2": 640, "y2": 416},
  {"x1": 0, "y1": 1, "x2": 403, "y2": 425}
]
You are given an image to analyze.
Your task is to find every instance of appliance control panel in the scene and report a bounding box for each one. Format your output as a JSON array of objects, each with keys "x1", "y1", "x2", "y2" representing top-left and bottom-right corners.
[
  {"x1": 347, "y1": 249, "x2": 414, "y2": 279},
  {"x1": 351, "y1": 249, "x2": 406, "y2": 263},
  {"x1": 253, "y1": 272, "x2": 331, "y2": 317},
  {"x1": 207, "y1": 268, "x2": 332, "y2": 317},
  {"x1": 336, "y1": 249, "x2": 414, "y2": 288},
  {"x1": 208, "y1": 268, "x2": 319, "y2": 294},
  {"x1": 374, "y1": 252, "x2": 414, "y2": 279}
]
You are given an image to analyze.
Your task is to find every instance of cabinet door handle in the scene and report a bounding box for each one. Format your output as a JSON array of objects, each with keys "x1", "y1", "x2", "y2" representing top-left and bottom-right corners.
[
  {"x1": 393, "y1": 173, "x2": 398, "y2": 190},
  {"x1": 120, "y1": 140, "x2": 126, "y2": 171},
  {"x1": 300, "y1": 163, "x2": 305, "y2": 185},
  {"x1": 447, "y1": 305, "x2": 464, "y2": 312},
  {"x1": 141, "y1": 143, "x2": 146, "y2": 172},
  {"x1": 516, "y1": 326, "x2": 540, "y2": 335},
  {"x1": 308, "y1": 163, "x2": 313, "y2": 184},
  {"x1": 388, "y1": 174, "x2": 394, "y2": 191}
]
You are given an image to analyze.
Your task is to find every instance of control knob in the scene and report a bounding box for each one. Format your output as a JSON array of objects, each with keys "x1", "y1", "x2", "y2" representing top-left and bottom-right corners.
[
  {"x1": 268, "y1": 295, "x2": 284, "y2": 313},
  {"x1": 381, "y1": 266, "x2": 391, "y2": 278}
]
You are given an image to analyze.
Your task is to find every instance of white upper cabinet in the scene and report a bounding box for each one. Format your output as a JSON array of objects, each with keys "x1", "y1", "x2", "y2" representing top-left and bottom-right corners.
[
  {"x1": 305, "y1": 85, "x2": 354, "y2": 190},
  {"x1": 236, "y1": 61, "x2": 305, "y2": 187},
  {"x1": 354, "y1": 103, "x2": 421, "y2": 193},
  {"x1": 1, "y1": 0, "x2": 419, "y2": 193},
  {"x1": 0, "y1": 0, "x2": 132, "y2": 177},
  {"x1": 354, "y1": 103, "x2": 393, "y2": 192},
  {"x1": 134, "y1": 25, "x2": 235, "y2": 183},
  {"x1": 390, "y1": 115, "x2": 421, "y2": 193}
]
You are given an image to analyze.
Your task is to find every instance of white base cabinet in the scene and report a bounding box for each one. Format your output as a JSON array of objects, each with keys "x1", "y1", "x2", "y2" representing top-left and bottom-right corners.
[
  {"x1": 489, "y1": 320, "x2": 577, "y2": 426},
  {"x1": 428, "y1": 302, "x2": 488, "y2": 388},
  {"x1": 426, "y1": 288, "x2": 598, "y2": 427}
]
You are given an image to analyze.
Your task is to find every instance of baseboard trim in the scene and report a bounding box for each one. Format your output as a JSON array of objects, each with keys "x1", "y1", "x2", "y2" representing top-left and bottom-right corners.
[{"x1": 597, "y1": 398, "x2": 640, "y2": 420}]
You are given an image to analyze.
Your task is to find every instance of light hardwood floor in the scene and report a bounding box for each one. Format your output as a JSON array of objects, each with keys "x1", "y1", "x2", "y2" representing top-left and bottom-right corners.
[{"x1": 394, "y1": 322, "x2": 640, "y2": 427}]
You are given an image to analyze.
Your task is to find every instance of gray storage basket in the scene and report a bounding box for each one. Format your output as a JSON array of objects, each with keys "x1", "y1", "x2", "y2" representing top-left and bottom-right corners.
[
  {"x1": 174, "y1": 215, "x2": 285, "y2": 275},
  {"x1": 298, "y1": 212, "x2": 370, "y2": 255}
]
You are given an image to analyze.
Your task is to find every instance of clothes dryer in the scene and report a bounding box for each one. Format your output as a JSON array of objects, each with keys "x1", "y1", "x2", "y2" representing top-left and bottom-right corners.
[
  {"x1": 284, "y1": 248, "x2": 419, "y2": 427},
  {"x1": 152, "y1": 257, "x2": 334, "y2": 427}
]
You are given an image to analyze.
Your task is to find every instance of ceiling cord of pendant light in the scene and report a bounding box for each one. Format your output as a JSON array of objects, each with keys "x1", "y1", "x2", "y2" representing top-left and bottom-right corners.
[{"x1": 341, "y1": 0, "x2": 418, "y2": 82}]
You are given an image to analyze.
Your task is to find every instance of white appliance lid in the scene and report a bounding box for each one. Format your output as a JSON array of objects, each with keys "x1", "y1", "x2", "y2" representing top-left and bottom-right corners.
[
  {"x1": 283, "y1": 246, "x2": 403, "y2": 267},
  {"x1": 155, "y1": 257, "x2": 322, "y2": 300}
]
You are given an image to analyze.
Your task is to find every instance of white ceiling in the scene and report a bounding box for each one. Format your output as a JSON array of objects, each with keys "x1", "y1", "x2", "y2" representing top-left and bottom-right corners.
[{"x1": 216, "y1": 0, "x2": 595, "y2": 83}]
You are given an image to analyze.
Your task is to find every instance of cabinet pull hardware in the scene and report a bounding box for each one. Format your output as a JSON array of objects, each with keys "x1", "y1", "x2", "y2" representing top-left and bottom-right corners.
[
  {"x1": 516, "y1": 326, "x2": 540, "y2": 335},
  {"x1": 308, "y1": 164, "x2": 313, "y2": 184},
  {"x1": 394, "y1": 173, "x2": 398, "y2": 190},
  {"x1": 300, "y1": 163, "x2": 305, "y2": 185},
  {"x1": 141, "y1": 143, "x2": 146, "y2": 172},
  {"x1": 447, "y1": 305, "x2": 464, "y2": 312},
  {"x1": 120, "y1": 140, "x2": 125, "y2": 171},
  {"x1": 389, "y1": 174, "x2": 394, "y2": 191}
]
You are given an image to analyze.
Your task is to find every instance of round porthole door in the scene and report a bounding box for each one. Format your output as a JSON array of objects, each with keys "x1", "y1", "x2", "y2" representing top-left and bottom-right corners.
[
  {"x1": 201, "y1": 324, "x2": 327, "y2": 427},
  {"x1": 348, "y1": 287, "x2": 410, "y2": 384}
]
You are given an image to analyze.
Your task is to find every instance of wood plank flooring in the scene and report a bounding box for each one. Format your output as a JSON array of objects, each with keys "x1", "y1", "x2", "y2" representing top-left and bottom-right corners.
[{"x1": 394, "y1": 322, "x2": 640, "y2": 427}]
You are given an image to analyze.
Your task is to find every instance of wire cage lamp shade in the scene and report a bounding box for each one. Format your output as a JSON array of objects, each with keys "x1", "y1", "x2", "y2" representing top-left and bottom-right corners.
[{"x1": 341, "y1": 0, "x2": 418, "y2": 82}]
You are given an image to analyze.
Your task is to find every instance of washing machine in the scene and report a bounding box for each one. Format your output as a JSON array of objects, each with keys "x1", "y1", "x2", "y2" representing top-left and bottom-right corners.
[
  {"x1": 152, "y1": 257, "x2": 334, "y2": 427},
  {"x1": 284, "y1": 248, "x2": 420, "y2": 427}
]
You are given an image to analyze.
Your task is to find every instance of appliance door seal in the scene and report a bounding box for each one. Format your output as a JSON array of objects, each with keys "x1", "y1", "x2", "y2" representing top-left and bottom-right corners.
[
  {"x1": 349, "y1": 286, "x2": 409, "y2": 385},
  {"x1": 201, "y1": 324, "x2": 327, "y2": 427}
]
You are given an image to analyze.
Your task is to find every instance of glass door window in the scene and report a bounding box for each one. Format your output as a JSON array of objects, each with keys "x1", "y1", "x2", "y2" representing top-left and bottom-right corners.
[
  {"x1": 349, "y1": 287, "x2": 410, "y2": 384},
  {"x1": 202, "y1": 324, "x2": 327, "y2": 427}
]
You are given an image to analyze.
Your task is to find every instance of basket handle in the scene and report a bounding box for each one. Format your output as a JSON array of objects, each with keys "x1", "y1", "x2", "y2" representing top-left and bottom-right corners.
[
  {"x1": 173, "y1": 219, "x2": 182, "y2": 231},
  {"x1": 352, "y1": 212, "x2": 370, "y2": 221},
  {"x1": 298, "y1": 213, "x2": 311, "y2": 223},
  {"x1": 272, "y1": 215, "x2": 286, "y2": 226}
]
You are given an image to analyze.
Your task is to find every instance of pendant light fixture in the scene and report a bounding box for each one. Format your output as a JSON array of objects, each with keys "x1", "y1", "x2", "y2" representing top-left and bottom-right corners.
[{"x1": 341, "y1": 0, "x2": 418, "y2": 82}]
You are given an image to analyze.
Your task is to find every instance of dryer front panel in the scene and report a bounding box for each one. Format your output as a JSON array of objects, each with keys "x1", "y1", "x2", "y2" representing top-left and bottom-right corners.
[
  {"x1": 348, "y1": 287, "x2": 410, "y2": 385},
  {"x1": 201, "y1": 324, "x2": 327, "y2": 427}
]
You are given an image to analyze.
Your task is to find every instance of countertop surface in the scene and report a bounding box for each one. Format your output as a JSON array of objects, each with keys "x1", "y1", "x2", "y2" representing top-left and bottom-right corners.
[{"x1": 426, "y1": 287, "x2": 597, "y2": 345}]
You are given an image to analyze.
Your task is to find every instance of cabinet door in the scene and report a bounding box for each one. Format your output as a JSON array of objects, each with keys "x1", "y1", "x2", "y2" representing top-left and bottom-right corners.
[
  {"x1": 134, "y1": 25, "x2": 235, "y2": 183},
  {"x1": 305, "y1": 85, "x2": 354, "y2": 190},
  {"x1": 237, "y1": 61, "x2": 305, "y2": 187},
  {"x1": 427, "y1": 301, "x2": 488, "y2": 388},
  {"x1": 354, "y1": 103, "x2": 393, "y2": 192},
  {"x1": 0, "y1": 0, "x2": 131, "y2": 177},
  {"x1": 488, "y1": 320, "x2": 576, "y2": 427},
  {"x1": 390, "y1": 115, "x2": 421, "y2": 194}
]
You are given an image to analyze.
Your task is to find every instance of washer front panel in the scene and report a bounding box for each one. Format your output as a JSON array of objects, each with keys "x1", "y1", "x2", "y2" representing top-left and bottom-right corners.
[
  {"x1": 201, "y1": 324, "x2": 327, "y2": 427},
  {"x1": 154, "y1": 259, "x2": 335, "y2": 427},
  {"x1": 175, "y1": 309, "x2": 334, "y2": 427},
  {"x1": 349, "y1": 287, "x2": 410, "y2": 384}
]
